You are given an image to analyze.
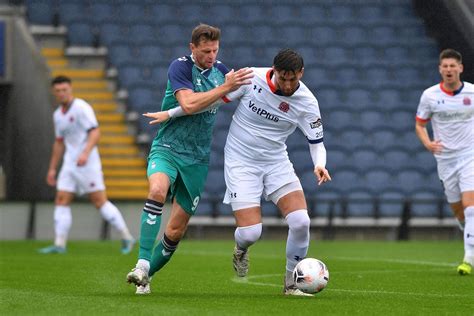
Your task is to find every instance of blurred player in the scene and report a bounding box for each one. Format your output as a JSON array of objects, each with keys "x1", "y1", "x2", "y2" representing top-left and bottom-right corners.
[
  {"x1": 146, "y1": 49, "x2": 331, "y2": 295},
  {"x1": 415, "y1": 48, "x2": 474, "y2": 275},
  {"x1": 39, "y1": 75, "x2": 135, "y2": 255},
  {"x1": 125, "y1": 24, "x2": 253, "y2": 294}
]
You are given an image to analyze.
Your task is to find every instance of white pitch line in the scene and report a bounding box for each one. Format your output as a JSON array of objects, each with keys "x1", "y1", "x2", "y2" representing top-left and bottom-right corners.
[{"x1": 231, "y1": 274, "x2": 472, "y2": 298}]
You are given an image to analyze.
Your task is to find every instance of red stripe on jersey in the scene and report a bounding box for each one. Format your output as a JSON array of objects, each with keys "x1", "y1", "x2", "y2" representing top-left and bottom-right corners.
[
  {"x1": 222, "y1": 96, "x2": 231, "y2": 103},
  {"x1": 56, "y1": 137, "x2": 64, "y2": 142},
  {"x1": 416, "y1": 116, "x2": 430, "y2": 123},
  {"x1": 439, "y1": 82, "x2": 454, "y2": 96},
  {"x1": 266, "y1": 69, "x2": 277, "y2": 93}
]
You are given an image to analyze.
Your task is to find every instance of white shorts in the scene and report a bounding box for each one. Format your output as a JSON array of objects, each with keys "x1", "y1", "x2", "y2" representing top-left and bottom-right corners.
[
  {"x1": 223, "y1": 155, "x2": 301, "y2": 207},
  {"x1": 57, "y1": 165, "x2": 105, "y2": 195},
  {"x1": 437, "y1": 154, "x2": 474, "y2": 203}
]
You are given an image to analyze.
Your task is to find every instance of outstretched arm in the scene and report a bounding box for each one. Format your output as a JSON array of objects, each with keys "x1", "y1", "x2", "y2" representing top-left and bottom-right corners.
[{"x1": 46, "y1": 139, "x2": 65, "y2": 186}]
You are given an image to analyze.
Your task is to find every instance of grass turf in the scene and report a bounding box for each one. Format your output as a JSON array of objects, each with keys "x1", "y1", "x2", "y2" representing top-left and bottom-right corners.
[{"x1": 0, "y1": 240, "x2": 472, "y2": 315}]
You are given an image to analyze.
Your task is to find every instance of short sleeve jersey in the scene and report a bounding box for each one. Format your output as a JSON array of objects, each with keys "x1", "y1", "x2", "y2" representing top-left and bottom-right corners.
[
  {"x1": 416, "y1": 82, "x2": 474, "y2": 160},
  {"x1": 53, "y1": 98, "x2": 101, "y2": 168},
  {"x1": 223, "y1": 67, "x2": 323, "y2": 162},
  {"x1": 151, "y1": 55, "x2": 229, "y2": 164}
]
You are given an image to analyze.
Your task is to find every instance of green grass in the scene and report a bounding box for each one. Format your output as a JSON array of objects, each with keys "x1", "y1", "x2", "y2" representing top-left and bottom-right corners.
[{"x1": 1, "y1": 240, "x2": 472, "y2": 315}]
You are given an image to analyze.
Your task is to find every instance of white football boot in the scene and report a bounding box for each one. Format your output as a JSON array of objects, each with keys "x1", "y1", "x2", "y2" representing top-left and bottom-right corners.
[
  {"x1": 126, "y1": 266, "x2": 149, "y2": 287},
  {"x1": 233, "y1": 246, "x2": 249, "y2": 277},
  {"x1": 135, "y1": 283, "x2": 151, "y2": 295}
]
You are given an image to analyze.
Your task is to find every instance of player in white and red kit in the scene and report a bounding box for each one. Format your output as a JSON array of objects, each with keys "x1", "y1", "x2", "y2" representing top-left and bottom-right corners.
[
  {"x1": 144, "y1": 49, "x2": 330, "y2": 295},
  {"x1": 38, "y1": 75, "x2": 135, "y2": 254},
  {"x1": 415, "y1": 49, "x2": 474, "y2": 275}
]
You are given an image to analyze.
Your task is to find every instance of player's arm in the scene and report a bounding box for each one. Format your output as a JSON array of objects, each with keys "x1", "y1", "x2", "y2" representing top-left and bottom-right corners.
[
  {"x1": 415, "y1": 120, "x2": 443, "y2": 154},
  {"x1": 46, "y1": 138, "x2": 65, "y2": 186},
  {"x1": 77, "y1": 127, "x2": 100, "y2": 166},
  {"x1": 176, "y1": 67, "x2": 253, "y2": 114},
  {"x1": 309, "y1": 142, "x2": 331, "y2": 185}
]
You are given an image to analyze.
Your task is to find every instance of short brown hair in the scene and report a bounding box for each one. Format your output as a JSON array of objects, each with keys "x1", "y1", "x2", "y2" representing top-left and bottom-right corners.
[
  {"x1": 439, "y1": 48, "x2": 462, "y2": 64},
  {"x1": 191, "y1": 24, "x2": 220, "y2": 46},
  {"x1": 273, "y1": 48, "x2": 304, "y2": 74},
  {"x1": 51, "y1": 75, "x2": 72, "y2": 86}
]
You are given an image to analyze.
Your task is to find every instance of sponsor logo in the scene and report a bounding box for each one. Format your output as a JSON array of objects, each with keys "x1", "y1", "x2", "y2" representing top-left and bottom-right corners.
[
  {"x1": 463, "y1": 97, "x2": 471, "y2": 106},
  {"x1": 69, "y1": 116, "x2": 74, "y2": 122},
  {"x1": 162, "y1": 249, "x2": 171, "y2": 256},
  {"x1": 151, "y1": 161, "x2": 156, "y2": 169},
  {"x1": 90, "y1": 182, "x2": 95, "y2": 187},
  {"x1": 279, "y1": 102, "x2": 290, "y2": 113},
  {"x1": 196, "y1": 78, "x2": 202, "y2": 86},
  {"x1": 437, "y1": 110, "x2": 473, "y2": 121},
  {"x1": 253, "y1": 85, "x2": 262, "y2": 93},
  {"x1": 248, "y1": 100, "x2": 279, "y2": 122},
  {"x1": 310, "y1": 118, "x2": 322, "y2": 129}
]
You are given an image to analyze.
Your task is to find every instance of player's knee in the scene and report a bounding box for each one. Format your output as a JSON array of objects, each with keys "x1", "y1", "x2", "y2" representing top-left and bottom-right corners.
[
  {"x1": 165, "y1": 224, "x2": 187, "y2": 241},
  {"x1": 148, "y1": 183, "x2": 168, "y2": 202},
  {"x1": 235, "y1": 223, "x2": 262, "y2": 245},
  {"x1": 287, "y1": 210, "x2": 310, "y2": 232},
  {"x1": 55, "y1": 195, "x2": 70, "y2": 206}
]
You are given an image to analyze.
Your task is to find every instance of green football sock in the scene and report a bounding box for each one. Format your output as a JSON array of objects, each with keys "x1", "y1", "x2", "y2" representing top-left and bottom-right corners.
[
  {"x1": 149, "y1": 234, "x2": 180, "y2": 276},
  {"x1": 138, "y1": 199, "x2": 163, "y2": 261}
]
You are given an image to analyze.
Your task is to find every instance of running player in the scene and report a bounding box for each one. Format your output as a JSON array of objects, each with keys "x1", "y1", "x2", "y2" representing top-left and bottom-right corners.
[
  {"x1": 125, "y1": 24, "x2": 253, "y2": 294},
  {"x1": 415, "y1": 48, "x2": 474, "y2": 275},
  {"x1": 146, "y1": 49, "x2": 331, "y2": 295},
  {"x1": 39, "y1": 75, "x2": 135, "y2": 255}
]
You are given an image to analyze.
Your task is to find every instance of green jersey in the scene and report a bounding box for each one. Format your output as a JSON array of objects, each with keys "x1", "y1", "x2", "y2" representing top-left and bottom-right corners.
[{"x1": 151, "y1": 55, "x2": 229, "y2": 164}]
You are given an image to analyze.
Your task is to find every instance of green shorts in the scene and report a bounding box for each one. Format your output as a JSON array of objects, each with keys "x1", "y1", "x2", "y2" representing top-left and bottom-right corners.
[{"x1": 147, "y1": 149, "x2": 208, "y2": 215}]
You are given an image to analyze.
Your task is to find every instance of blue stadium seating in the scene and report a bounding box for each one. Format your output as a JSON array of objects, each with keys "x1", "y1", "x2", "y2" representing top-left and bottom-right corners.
[
  {"x1": 379, "y1": 189, "x2": 405, "y2": 217},
  {"x1": 67, "y1": 22, "x2": 95, "y2": 46},
  {"x1": 410, "y1": 190, "x2": 440, "y2": 217},
  {"x1": 58, "y1": 2, "x2": 85, "y2": 25},
  {"x1": 346, "y1": 189, "x2": 375, "y2": 217},
  {"x1": 383, "y1": 147, "x2": 413, "y2": 173},
  {"x1": 351, "y1": 147, "x2": 382, "y2": 171},
  {"x1": 26, "y1": 0, "x2": 54, "y2": 25},
  {"x1": 364, "y1": 168, "x2": 394, "y2": 193},
  {"x1": 359, "y1": 110, "x2": 387, "y2": 132}
]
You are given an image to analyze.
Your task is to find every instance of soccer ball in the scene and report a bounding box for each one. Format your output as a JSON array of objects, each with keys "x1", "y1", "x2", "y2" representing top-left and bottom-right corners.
[{"x1": 293, "y1": 258, "x2": 329, "y2": 294}]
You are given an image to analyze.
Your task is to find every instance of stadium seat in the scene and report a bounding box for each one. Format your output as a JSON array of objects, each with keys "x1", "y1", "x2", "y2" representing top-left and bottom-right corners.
[
  {"x1": 383, "y1": 147, "x2": 413, "y2": 173},
  {"x1": 394, "y1": 167, "x2": 426, "y2": 194},
  {"x1": 127, "y1": 86, "x2": 156, "y2": 111},
  {"x1": 337, "y1": 127, "x2": 369, "y2": 150},
  {"x1": 99, "y1": 23, "x2": 125, "y2": 46},
  {"x1": 329, "y1": 168, "x2": 360, "y2": 194},
  {"x1": 400, "y1": 130, "x2": 424, "y2": 152},
  {"x1": 325, "y1": 47, "x2": 350, "y2": 66},
  {"x1": 206, "y1": 5, "x2": 238, "y2": 24},
  {"x1": 338, "y1": 26, "x2": 366, "y2": 45},
  {"x1": 359, "y1": 110, "x2": 387, "y2": 132},
  {"x1": 204, "y1": 169, "x2": 226, "y2": 196},
  {"x1": 117, "y1": 64, "x2": 143, "y2": 88},
  {"x1": 369, "y1": 26, "x2": 397, "y2": 45},
  {"x1": 118, "y1": 3, "x2": 149, "y2": 23},
  {"x1": 352, "y1": 46, "x2": 379, "y2": 66},
  {"x1": 357, "y1": 6, "x2": 384, "y2": 24},
  {"x1": 384, "y1": 46, "x2": 410, "y2": 63},
  {"x1": 367, "y1": 67, "x2": 392, "y2": 88},
  {"x1": 379, "y1": 189, "x2": 405, "y2": 217},
  {"x1": 351, "y1": 147, "x2": 382, "y2": 171},
  {"x1": 26, "y1": 0, "x2": 55, "y2": 25},
  {"x1": 312, "y1": 187, "x2": 343, "y2": 217},
  {"x1": 261, "y1": 201, "x2": 279, "y2": 217},
  {"x1": 239, "y1": 4, "x2": 268, "y2": 23},
  {"x1": 328, "y1": 5, "x2": 354, "y2": 23},
  {"x1": 149, "y1": 3, "x2": 178, "y2": 23},
  {"x1": 326, "y1": 146, "x2": 350, "y2": 171},
  {"x1": 288, "y1": 147, "x2": 312, "y2": 175},
  {"x1": 346, "y1": 190, "x2": 375, "y2": 217},
  {"x1": 128, "y1": 23, "x2": 156, "y2": 44},
  {"x1": 314, "y1": 89, "x2": 342, "y2": 108},
  {"x1": 376, "y1": 89, "x2": 403, "y2": 111},
  {"x1": 139, "y1": 45, "x2": 167, "y2": 67},
  {"x1": 410, "y1": 190, "x2": 440, "y2": 217},
  {"x1": 310, "y1": 26, "x2": 337, "y2": 45},
  {"x1": 67, "y1": 22, "x2": 96, "y2": 46},
  {"x1": 325, "y1": 109, "x2": 354, "y2": 131},
  {"x1": 364, "y1": 168, "x2": 393, "y2": 193},
  {"x1": 58, "y1": 2, "x2": 86, "y2": 25},
  {"x1": 370, "y1": 128, "x2": 398, "y2": 151},
  {"x1": 90, "y1": 3, "x2": 117, "y2": 23},
  {"x1": 344, "y1": 88, "x2": 373, "y2": 108},
  {"x1": 108, "y1": 44, "x2": 136, "y2": 67}
]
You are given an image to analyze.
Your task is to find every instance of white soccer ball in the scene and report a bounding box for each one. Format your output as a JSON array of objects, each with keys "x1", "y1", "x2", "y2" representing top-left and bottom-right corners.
[{"x1": 293, "y1": 258, "x2": 329, "y2": 294}]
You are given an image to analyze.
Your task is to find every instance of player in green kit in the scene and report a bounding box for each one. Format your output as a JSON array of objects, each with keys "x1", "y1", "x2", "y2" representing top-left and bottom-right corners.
[{"x1": 126, "y1": 24, "x2": 253, "y2": 294}]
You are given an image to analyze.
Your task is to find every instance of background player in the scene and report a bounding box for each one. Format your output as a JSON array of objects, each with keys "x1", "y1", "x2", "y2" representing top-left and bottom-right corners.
[
  {"x1": 415, "y1": 48, "x2": 474, "y2": 275},
  {"x1": 125, "y1": 24, "x2": 253, "y2": 294},
  {"x1": 145, "y1": 49, "x2": 331, "y2": 295},
  {"x1": 39, "y1": 75, "x2": 135, "y2": 255}
]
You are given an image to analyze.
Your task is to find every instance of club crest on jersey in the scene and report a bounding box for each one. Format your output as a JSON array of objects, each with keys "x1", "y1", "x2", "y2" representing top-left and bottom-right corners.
[
  {"x1": 463, "y1": 97, "x2": 471, "y2": 106},
  {"x1": 279, "y1": 102, "x2": 290, "y2": 113},
  {"x1": 310, "y1": 118, "x2": 322, "y2": 129},
  {"x1": 69, "y1": 116, "x2": 74, "y2": 122}
]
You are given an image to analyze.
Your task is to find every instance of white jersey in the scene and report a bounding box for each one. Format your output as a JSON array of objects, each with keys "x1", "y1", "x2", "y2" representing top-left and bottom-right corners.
[
  {"x1": 223, "y1": 67, "x2": 323, "y2": 162},
  {"x1": 53, "y1": 98, "x2": 101, "y2": 169},
  {"x1": 416, "y1": 81, "x2": 474, "y2": 161}
]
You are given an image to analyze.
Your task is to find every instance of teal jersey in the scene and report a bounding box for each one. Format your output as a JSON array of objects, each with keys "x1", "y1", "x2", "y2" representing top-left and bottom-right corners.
[{"x1": 151, "y1": 56, "x2": 229, "y2": 164}]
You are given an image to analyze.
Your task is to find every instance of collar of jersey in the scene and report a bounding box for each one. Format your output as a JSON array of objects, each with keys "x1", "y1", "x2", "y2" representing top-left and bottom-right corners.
[
  {"x1": 440, "y1": 81, "x2": 464, "y2": 96},
  {"x1": 61, "y1": 98, "x2": 75, "y2": 114},
  {"x1": 190, "y1": 54, "x2": 212, "y2": 74}
]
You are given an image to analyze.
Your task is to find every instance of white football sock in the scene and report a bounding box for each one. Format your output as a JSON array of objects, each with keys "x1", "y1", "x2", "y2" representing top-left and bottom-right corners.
[
  {"x1": 234, "y1": 223, "x2": 262, "y2": 250},
  {"x1": 100, "y1": 201, "x2": 133, "y2": 240},
  {"x1": 285, "y1": 209, "x2": 310, "y2": 274},
  {"x1": 463, "y1": 206, "x2": 474, "y2": 264},
  {"x1": 54, "y1": 205, "x2": 72, "y2": 248}
]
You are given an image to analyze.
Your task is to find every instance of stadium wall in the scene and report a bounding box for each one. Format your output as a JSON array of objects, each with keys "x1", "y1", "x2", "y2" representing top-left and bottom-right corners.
[{"x1": 1, "y1": 7, "x2": 55, "y2": 201}]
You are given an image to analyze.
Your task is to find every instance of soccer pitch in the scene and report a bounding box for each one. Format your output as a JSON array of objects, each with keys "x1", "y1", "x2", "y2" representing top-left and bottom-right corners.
[{"x1": 1, "y1": 240, "x2": 472, "y2": 315}]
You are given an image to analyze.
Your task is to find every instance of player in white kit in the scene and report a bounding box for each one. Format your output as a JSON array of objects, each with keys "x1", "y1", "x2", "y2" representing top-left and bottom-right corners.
[
  {"x1": 38, "y1": 76, "x2": 135, "y2": 254},
  {"x1": 415, "y1": 49, "x2": 474, "y2": 275},
  {"x1": 143, "y1": 49, "x2": 331, "y2": 295}
]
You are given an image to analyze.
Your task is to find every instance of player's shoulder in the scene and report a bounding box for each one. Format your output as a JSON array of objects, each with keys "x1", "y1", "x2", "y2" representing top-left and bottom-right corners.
[
  {"x1": 462, "y1": 81, "x2": 474, "y2": 91},
  {"x1": 169, "y1": 55, "x2": 194, "y2": 71},
  {"x1": 214, "y1": 59, "x2": 229, "y2": 75},
  {"x1": 421, "y1": 83, "x2": 442, "y2": 96},
  {"x1": 72, "y1": 98, "x2": 93, "y2": 110}
]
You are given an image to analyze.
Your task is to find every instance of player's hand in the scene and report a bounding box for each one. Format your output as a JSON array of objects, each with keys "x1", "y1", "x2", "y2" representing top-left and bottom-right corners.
[
  {"x1": 426, "y1": 140, "x2": 443, "y2": 154},
  {"x1": 77, "y1": 152, "x2": 88, "y2": 166},
  {"x1": 225, "y1": 68, "x2": 254, "y2": 92},
  {"x1": 143, "y1": 111, "x2": 170, "y2": 125},
  {"x1": 46, "y1": 169, "x2": 56, "y2": 186},
  {"x1": 314, "y1": 166, "x2": 331, "y2": 185}
]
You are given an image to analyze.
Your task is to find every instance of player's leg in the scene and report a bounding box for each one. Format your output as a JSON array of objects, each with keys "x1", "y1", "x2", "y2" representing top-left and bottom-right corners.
[
  {"x1": 458, "y1": 190, "x2": 474, "y2": 275},
  {"x1": 233, "y1": 206, "x2": 262, "y2": 277},
  {"x1": 127, "y1": 172, "x2": 171, "y2": 287},
  {"x1": 273, "y1": 185, "x2": 312, "y2": 296},
  {"x1": 148, "y1": 162, "x2": 207, "y2": 277},
  {"x1": 39, "y1": 190, "x2": 75, "y2": 254},
  {"x1": 88, "y1": 190, "x2": 135, "y2": 254},
  {"x1": 224, "y1": 156, "x2": 264, "y2": 277},
  {"x1": 450, "y1": 201, "x2": 465, "y2": 231}
]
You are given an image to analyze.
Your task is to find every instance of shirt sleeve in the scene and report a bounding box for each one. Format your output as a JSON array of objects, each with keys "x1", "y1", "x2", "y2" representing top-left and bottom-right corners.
[
  {"x1": 224, "y1": 83, "x2": 251, "y2": 103},
  {"x1": 53, "y1": 113, "x2": 63, "y2": 139},
  {"x1": 168, "y1": 57, "x2": 194, "y2": 93},
  {"x1": 79, "y1": 103, "x2": 99, "y2": 131},
  {"x1": 416, "y1": 91, "x2": 431, "y2": 123},
  {"x1": 297, "y1": 97, "x2": 324, "y2": 144}
]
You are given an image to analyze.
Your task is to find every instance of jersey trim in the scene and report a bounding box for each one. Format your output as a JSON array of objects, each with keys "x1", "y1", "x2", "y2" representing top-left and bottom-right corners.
[
  {"x1": 308, "y1": 137, "x2": 324, "y2": 144},
  {"x1": 439, "y1": 81, "x2": 464, "y2": 96},
  {"x1": 416, "y1": 116, "x2": 430, "y2": 123},
  {"x1": 222, "y1": 96, "x2": 231, "y2": 103},
  {"x1": 266, "y1": 69, "x2": 277, "y2": 93}
]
